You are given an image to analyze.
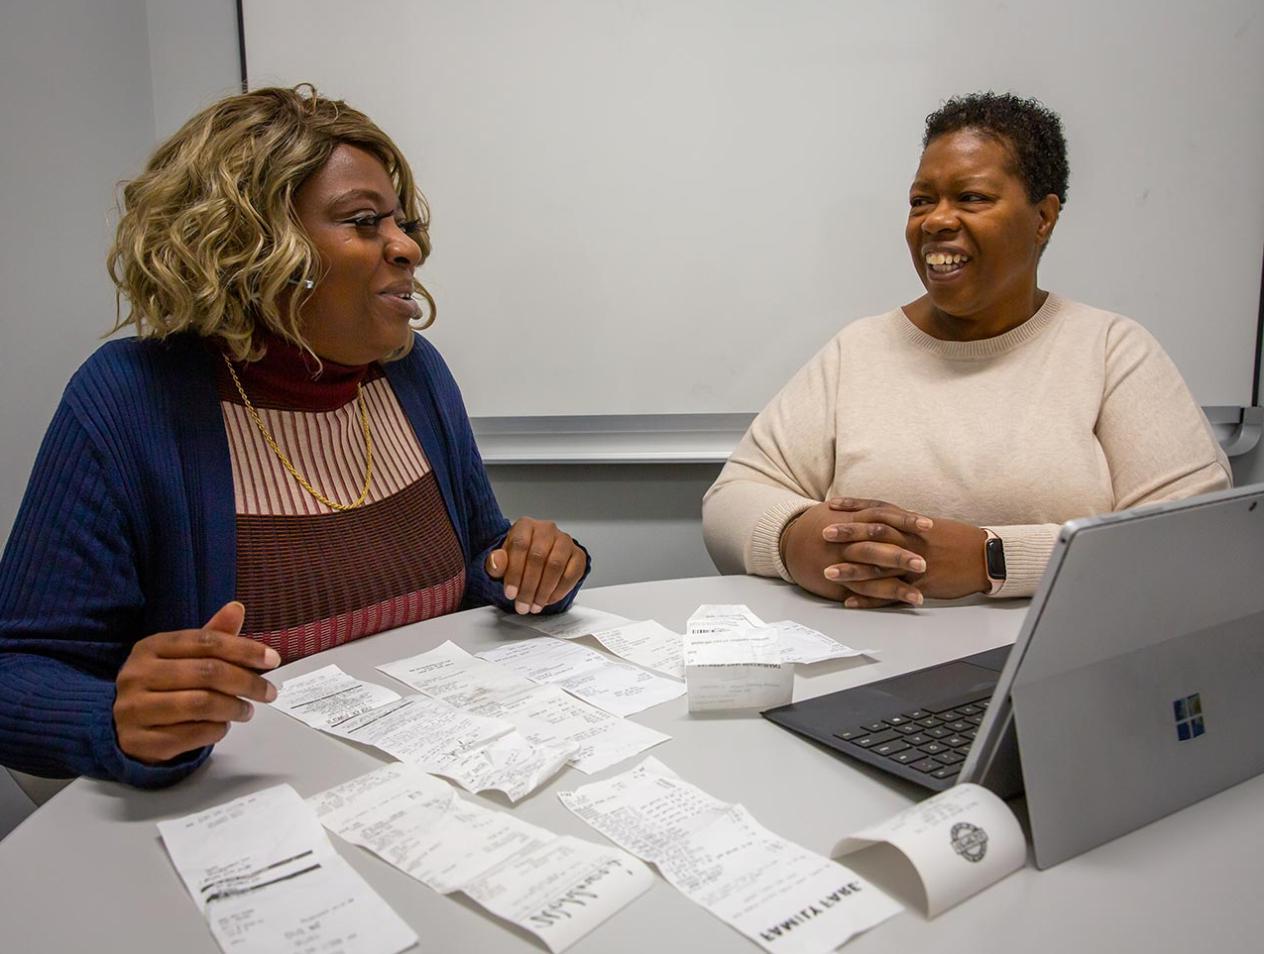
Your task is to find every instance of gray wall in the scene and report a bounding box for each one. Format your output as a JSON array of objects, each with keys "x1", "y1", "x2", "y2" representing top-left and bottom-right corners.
[{"x1": 1, "y1": 0, "x2": 1261, "y2": 593}]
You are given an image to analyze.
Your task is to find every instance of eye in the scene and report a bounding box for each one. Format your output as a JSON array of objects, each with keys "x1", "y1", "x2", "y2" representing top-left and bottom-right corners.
[
  {"x1": 909, "y1": 196, "x2": 932, "y2": 209},
  {"x1": 397, "y1": 218, "x2": 424, "y2": 238},
  {"x1": 960, "y1": 193, "x2": 990, "y2": 203},
  {"x1": 347, "y1": 211, "x2": 391, "y2": 230}
]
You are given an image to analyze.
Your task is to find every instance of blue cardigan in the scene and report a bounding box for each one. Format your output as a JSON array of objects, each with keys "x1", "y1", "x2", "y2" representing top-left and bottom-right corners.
[{"x1": 0, "y1": 333, "x2": 587, "y2": 788}]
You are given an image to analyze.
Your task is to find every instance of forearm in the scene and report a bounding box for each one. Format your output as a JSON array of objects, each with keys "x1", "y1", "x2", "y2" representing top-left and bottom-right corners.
[
  {"x1": 703, "y1": 477, "x2": 818, "y2": 578},
  {"x1": 0, "y1": 654, "x2": 207, "y2": 787}
]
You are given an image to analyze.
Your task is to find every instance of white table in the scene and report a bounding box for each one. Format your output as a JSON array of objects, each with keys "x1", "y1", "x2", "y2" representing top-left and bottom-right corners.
[{"x1": 2, "y1": 575, "x2": 1260, "y2": 953}]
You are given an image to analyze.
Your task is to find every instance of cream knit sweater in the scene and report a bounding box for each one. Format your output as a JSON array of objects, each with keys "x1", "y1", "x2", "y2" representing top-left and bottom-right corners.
[{"x1": 702, "y1": 294, "x2": 1232, "y2": 597}]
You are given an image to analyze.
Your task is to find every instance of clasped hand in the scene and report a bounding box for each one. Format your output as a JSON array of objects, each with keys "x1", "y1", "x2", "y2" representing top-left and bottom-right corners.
[
  {"x1": 782, "y1": 497, "x2": 989, "y2": 608},
  {"x1": 485, "y1": 517, "x2": 586, "y2": 614}
]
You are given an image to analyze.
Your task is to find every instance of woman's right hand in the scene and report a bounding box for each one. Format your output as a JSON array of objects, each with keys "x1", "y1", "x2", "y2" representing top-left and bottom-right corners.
[
  {"x1": 781, "y1": 501, "x2": 928, "y2": 607},
  {"x1": 113, "y1": 601, "x2": 280, "y2": 765}
]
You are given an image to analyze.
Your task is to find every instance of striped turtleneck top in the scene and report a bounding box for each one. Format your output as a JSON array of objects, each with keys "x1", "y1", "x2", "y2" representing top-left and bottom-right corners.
[{"x1": 217, "y1": 337, "x2": 466, "y2": 662}]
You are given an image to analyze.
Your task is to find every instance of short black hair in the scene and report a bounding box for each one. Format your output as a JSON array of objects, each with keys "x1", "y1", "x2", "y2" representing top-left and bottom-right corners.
[{"x1": 923, "y1": 92, "x2": 1069, "y2": 206}]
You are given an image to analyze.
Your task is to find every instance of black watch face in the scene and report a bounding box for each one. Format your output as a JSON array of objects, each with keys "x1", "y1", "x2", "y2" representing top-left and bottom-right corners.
[{"x1": 986, "y1": 537, "x2": 1007, "y2": 580}]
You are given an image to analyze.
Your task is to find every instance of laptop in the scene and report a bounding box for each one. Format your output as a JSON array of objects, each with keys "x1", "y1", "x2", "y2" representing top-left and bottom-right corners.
[{"x1": 763, "y1": 483, "x2": 1264, "y2": 868}]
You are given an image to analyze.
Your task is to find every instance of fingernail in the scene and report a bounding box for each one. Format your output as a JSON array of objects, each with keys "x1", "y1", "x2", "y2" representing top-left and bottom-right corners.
[
  {"x1": 909, "y1": 592, "x2": 924, "y2": 606},
  {"x1": 825, "y1": 567, "x2": 841, "y2": 580},
  {"x1": 516, "y1": 601, "x2": 530, "y2": 614},
  {"x1": 262, "y1": 648, "x2": 281, "y2": 669},
  {"x1": 265, "y1": 682, "x2": 278, "y2": 702},
  {"x1": 504, "y1": 585, "x2": 518, "y2": 600},
  {"x1": 531, "y1": 604, "x2": 542, "y2": 614},
  {"x1": 845, "y1": 598, "x2": 859, "y2": 608},
  {"x1": 241, "y1": 702, "x2": 254, "y2": 721},
  {"x1": 823, "y1": 527, "x2": 837, "y2": 540},
  {"x1": 916, "y1": 518, "x2": 933, "y2": 530},
  {"x1": 910, "y1": 557, "x2": 926, "y2": 572}
]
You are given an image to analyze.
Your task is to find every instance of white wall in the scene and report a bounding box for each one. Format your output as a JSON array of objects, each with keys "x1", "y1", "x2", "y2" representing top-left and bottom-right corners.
[{"x1": 1, "y1": 0, "x2": 1261, "y2": 593}]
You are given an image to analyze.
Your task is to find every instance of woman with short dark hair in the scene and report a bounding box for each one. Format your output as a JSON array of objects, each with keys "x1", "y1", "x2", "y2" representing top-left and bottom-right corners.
[{"x1": 704, "y1": 92, "x2": 1229, "y2": 608}]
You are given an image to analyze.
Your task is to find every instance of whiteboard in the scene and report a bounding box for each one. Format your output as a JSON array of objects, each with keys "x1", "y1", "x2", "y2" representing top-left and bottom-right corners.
[{"x1": 243, "y1": 0, "x2": 1264, "y2": 417}]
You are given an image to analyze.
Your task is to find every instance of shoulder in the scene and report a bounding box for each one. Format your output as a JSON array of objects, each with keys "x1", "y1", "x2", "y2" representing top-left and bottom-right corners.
[
  {"x1": 63, "y1": 334, "x2": 215, "y2": 430},
  {"x1": 1047, "y1": 296, "x2": 1171, "y2": 365}
]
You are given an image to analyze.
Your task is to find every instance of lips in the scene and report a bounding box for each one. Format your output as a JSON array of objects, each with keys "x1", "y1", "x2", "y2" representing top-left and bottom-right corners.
[
  {"x1": 922, "y1": 247, "x2": 971, "y2": 281},
  {"x1": 376, "y1": 289, "x2": 421, "y2": 320}
]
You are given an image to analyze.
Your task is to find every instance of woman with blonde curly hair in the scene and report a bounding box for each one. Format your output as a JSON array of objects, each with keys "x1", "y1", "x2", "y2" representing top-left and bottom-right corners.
[{"x1": 0, "y1": 86, "x2": 590, "y2": 787}]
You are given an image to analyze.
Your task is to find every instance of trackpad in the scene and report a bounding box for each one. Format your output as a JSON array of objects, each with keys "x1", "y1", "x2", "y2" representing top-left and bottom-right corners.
[{"x1": 880, "y1": 661, "x2": 999, "y2": 711}]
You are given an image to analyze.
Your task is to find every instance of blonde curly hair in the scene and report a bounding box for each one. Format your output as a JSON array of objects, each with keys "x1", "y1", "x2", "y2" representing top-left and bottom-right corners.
[{"x1": 107, "y1": 84, "x2": 435, "y2": 361}]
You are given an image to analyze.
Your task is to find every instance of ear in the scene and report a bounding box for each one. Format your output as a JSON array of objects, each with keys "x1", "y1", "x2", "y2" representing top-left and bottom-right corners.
[{"x1": 1034, "y1": 194, "x2": 1061, "y2": 247}]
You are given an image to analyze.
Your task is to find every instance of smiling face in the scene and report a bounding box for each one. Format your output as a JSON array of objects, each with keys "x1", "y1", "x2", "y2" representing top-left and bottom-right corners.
[
  {"x1": 293, "y1": 144, "x2": 426, "y2": 365},
  {"x1": 905, "y1": 129, "x2": 1060, "y2": 340}
]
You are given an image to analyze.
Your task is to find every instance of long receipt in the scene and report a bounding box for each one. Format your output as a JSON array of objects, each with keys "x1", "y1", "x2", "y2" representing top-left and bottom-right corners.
[
  {"x1": 379, "y1": 641, "x2": 670, "y2": 773},
  {"x1": 271, "y1": 664, "x2": 573, "y2": 800},
  {"x1": 833, "y1": 783, "x2": 1026, "y2": 917},
  {"x1": 476, "y1": 636, "x2": 686, "y2": 716},
  {"x1": 509, "y1": 607, "x2": 687, "y2": 679},
  {"x1": 158, "y1": 784, "x2": 416, "y2": 954},
  {"x1": 310, "y1": 763, "x2": 653, "y2": 953},
  {"x1": 688, "y1": 605, "x2": 874, "y2": 664},
  {"x1": 559, "y1": 759, "x2": 900, "y2": 952}
]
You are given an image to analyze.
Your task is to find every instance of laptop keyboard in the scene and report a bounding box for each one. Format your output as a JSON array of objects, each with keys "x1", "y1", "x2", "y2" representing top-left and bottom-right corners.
[{"x1": 832, "y1": 698, "x2": 989, "y2": 782}]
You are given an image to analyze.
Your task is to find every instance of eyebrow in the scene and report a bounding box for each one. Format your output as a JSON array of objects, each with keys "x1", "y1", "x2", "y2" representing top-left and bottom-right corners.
[
  {"x1": 910, "y1": 173, "x2": 1004, "y2": 190},
  {"x1": 327, "y1": 188, "x2": 397, "y2": 208}
]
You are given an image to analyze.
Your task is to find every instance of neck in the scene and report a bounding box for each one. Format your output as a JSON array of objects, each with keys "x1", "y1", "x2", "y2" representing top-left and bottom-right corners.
[
  {"x1": 913, "y1": 285, "x2": 1049, "y2": 342},
  {"x1": 224, "y1": 331, "x2": 370, "y2": 411}
]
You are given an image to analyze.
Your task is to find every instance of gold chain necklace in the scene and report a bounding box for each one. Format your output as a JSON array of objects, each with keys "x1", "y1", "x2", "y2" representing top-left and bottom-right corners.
[{"x1": 222, "y1": 353, "x2": 373, "y2": 512}]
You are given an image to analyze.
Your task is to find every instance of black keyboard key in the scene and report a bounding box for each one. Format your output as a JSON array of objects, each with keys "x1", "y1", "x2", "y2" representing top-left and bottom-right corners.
[
  {"x1": 910, "y1": 757, "x2": 942, "y2": 773},
  {"x1": 963, "y1": 729, "x2": 977, "y2": 741},
  {"x1": 936, "y1": 751, "x2": 965, "y2": 764},
  {"x1": 966, "y1": 714, "x2": 984, "y2": 726},
  {"x1": 862, "y1": 721, "x2": 887, "y2": 733},
  {"x1": 936, "y1": 709, "x2": 963, "y2": 720},
  {"x1": 894, "y1": 723, "x2": 921, "y2": 736},
  {"x1": 852, "y1": 730, "x2": 898, "y2": 748},
  {"x1": 945, "y1": 720, "x2": 971, "y2": 733},
  {"x1": 944, "y1": 735, "x2": 971, "y2": 749},
  {"x1": 957, "y1": 704, "x2": 982, "y2": 716},
  {"x1": 919, "y1": 742, "x2": 948, "y2": 755},
  {"x1": 916, "y1": 716, "x2": 943, "y2": 728},
  {"x1": 873, "y1": 740, "x2": 910, "y2": 757},
  {"x1": 978, "y1": 700, "x2": 989, "y2": 710},
  {"x1": 883, "y1": 715, "x2": 910, "y2": 727},
  {"x1": 891, "y1": 750, "x2": 922, "y2": 765},
  {"x1": 834, "y1": 729, "x2": 863, "y2": 741},
  {"x1": 925, "y1": 726, "x2": 951, "y2": 739},
  {"x1": 931, "y1": 764, "x2": 962, "y2": 780},
  {"x1": 905, "y1": 733, "x2": 931, "y2": 746},
  {"x1": 903, "y1": 710, "x2": 930, "y2": 720}
]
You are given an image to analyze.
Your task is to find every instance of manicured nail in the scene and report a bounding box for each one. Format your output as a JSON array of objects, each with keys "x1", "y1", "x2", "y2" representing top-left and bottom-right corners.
[
  {"x1": 265, "y1": 682, "x2": 278, "y2": 702},
  {"x1": 515, "y1": 601, "x2": 530, "y2": 614},
  {"x1": 530, "y1": 604, "x2": 542, "y2": 614},
  {"x1": 916, "y1": 518, "x2": 933, "y2": 530},
  {"x1": 262, "y1": 648, "x2": 281, "y2": 669},
  {"x1": 241, "y1": 702, "x2": 254, "y2": 721},
  {"x1": 908, "y1": 592, "x2": 924, "y2": 606},
  {"x1": 504, "y1": 585, "x2": 518, "y2": 600},
  {"x1": 823, "y1": 526, "x2": 838, "y2": 540},
  {"x1": 845, "y1": 598, "x2": 859, "y2": 608},
  {"x1": 910, "y1": 557, "x2": 926, "y2": 572},
  {"x1": 825, "y1": 567, "x2": 841, "y2": 580}
]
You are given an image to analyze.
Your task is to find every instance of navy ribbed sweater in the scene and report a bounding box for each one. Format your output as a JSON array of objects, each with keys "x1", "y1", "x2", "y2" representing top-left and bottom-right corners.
[{"x1": 0, "y1": 333, "x2": 587, "y2": 788}]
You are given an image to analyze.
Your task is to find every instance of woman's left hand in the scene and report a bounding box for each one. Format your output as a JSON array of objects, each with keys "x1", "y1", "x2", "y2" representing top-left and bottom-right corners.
[
  {"x1": 486, "y1": 517, "x2": 586, "y2": 614},
  {"x1": 824, "y1": 497, "x2": 989, "y2": 607}
]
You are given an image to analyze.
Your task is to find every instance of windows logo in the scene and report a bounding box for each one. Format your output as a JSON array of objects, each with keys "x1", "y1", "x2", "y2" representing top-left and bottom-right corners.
[{"x1": 1173, "y1": 693, "x2": 1205, "y2": 741}]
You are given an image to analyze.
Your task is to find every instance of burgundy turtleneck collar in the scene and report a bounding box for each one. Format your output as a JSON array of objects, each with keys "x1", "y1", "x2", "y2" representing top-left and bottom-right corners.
[{"x1": 220, "y1": 331, "x2": 372, "y2": 412}]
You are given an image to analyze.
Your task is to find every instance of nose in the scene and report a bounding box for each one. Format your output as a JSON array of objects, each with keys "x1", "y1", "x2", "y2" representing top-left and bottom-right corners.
[
  {"x1": 382, "y1": 220, "x2": 424, "y2": 270},
  {"x1": 922, "y1": 199, "x2": 959, "y2": 235}
]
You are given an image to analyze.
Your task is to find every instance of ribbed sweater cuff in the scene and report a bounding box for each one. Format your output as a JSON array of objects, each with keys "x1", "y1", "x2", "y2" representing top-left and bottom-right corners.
[
  {"x1": 986, "y1": 524, "x2": 1061, "y2": 598},
  {"x1": 87, "y1": 682, "x2": 210, "y2": 789},
  {"x1": 750, "y1": 498, "x2": 818, "y2": 582}
]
